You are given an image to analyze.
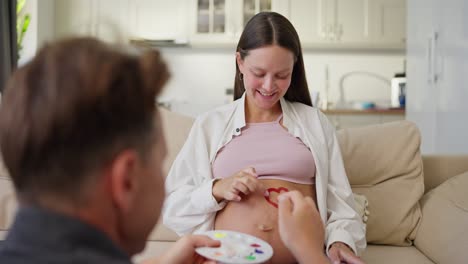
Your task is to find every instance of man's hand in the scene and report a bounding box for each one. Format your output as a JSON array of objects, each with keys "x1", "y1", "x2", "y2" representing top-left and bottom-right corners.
[
  {"x1": 328, "y1": 242, "x2": 365, "y2": 264},
  {"x1": 155, "y1": 235, "x2": 220, "y2": 264},
  {"x1": 277, "y1": 191, "x2": 329, "y2": 264}
]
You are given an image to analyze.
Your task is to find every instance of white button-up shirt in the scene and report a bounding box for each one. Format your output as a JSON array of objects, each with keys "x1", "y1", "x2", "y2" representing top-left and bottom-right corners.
[{"x1": 163, "y1": 93, "x2": 366, "y2": 255}]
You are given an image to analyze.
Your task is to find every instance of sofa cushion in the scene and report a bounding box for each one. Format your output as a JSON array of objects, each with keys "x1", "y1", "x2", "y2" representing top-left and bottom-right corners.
[
  {"x1": 337, "y1": 121, "x2": 424, "y2": 246},
  {"x1": 362, "y1": 245, "x2": 433, "y2": 264},
  {"x1": 414, "y1": 170, "x2": 468, "y2": 264},
  {"x1": 159, "y1": 107, "x2": 194, "y2": 177},
  {"x1": 147, "y1": 107, "x2": 195, "y2": 242},
  {"x1": 0, "y1": 176, "x2": 16, "y2": 232}
]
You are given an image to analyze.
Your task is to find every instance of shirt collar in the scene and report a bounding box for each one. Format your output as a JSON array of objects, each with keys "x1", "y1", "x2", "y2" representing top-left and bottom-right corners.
[{"x1": 231, "y1": 92, "x2": 299, "y2": 137}]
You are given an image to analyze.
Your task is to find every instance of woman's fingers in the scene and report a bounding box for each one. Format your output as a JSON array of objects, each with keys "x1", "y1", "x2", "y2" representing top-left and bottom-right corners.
[
  {"x1": 217, "y1": 167, "x2": 268, "y2": 202},
  {"x1": 225, "y1": 190, "x2": 241, "y2": 201},
  {"x1": 233, "y1": 180, "x2": 250, "y2": 195},
  {"x1": 242, "y1": 166, "x2": 257, "y2": 177}
]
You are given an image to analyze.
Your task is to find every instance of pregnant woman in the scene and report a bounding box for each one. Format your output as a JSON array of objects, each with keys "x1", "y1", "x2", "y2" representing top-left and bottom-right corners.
[{"x1": 163, "y1": 12, "x2": 366, "y2": 264}]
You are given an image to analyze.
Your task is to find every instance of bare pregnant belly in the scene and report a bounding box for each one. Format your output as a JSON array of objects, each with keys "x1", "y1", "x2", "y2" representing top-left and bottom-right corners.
[{"x1": 214, "y1": 179, "x2": 316, "y2": 264}]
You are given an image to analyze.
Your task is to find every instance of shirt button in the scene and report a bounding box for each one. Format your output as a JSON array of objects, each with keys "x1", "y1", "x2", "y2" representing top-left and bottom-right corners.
[{"x1": 236, "y1": 128, "x2": 240, "y2": 132}]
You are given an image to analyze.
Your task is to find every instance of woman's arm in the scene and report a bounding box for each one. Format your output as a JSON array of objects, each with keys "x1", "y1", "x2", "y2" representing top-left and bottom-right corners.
[
  {"x1": 162, "y1": 119, "x2": 226, "y2": 236},
  {"x1": 319, "y1": 113, "x2": 367, "y2": 256}
]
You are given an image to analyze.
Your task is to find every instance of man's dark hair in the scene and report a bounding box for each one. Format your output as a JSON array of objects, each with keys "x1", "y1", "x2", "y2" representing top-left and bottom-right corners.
[{"x1": 0, "y1": 37, "x2": 169, "y2": 203}]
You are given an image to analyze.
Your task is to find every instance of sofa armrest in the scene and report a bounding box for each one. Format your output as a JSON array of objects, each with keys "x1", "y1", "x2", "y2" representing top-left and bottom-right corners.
[
  {"x1": 414, "y1": 170, "x2": 468, "y2": 264},
  {"x1": 422, "y1": 155, "x2": 468, "y2": 193},
  {"x1": 0, "y1": 177, "x2": 17, "y2": 232}
]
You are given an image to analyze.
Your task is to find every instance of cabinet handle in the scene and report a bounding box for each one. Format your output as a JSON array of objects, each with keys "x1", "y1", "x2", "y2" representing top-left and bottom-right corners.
[
  {"x1": 427, "y1": 36, "x2": 432, "y2": 83},
  {"x1": 337, "y1": 24, "x2": 343, "y2": 41},
  {"x1": 327, "y1": 24, "x2": 333, "y2": 40},
  {"x1": 432, "y1": 32, "x2": 438, "y2": 83},
  {"x1": 427, "y1": 31, "x2": 438, "y2": 84}
]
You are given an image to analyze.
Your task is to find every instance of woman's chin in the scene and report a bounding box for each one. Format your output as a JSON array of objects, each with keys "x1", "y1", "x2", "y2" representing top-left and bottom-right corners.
[{"x1": 254, "y1": 97, "x2": 280, "y2": 110}]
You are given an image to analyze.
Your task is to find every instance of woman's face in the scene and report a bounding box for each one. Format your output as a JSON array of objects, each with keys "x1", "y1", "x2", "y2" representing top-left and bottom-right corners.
[{"x1": 237, "y1": 45, "x2": 295, "y2": 111}]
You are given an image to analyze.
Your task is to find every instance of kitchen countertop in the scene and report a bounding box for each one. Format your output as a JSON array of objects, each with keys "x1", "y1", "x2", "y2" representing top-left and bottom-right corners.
[{"x1": 321, "y1": 108, "x2": 405, "y2": 115}]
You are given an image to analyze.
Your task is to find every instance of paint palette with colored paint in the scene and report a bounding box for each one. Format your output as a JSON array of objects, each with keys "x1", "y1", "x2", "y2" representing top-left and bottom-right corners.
[{"x1": 195, "y1": 230, "x2": 273, "y2": 264}]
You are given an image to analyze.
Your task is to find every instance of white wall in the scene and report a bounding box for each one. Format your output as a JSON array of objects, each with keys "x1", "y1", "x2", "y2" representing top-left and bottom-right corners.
[{"x1": 159, "y1": 47, "x2": 405, "y2": 116}]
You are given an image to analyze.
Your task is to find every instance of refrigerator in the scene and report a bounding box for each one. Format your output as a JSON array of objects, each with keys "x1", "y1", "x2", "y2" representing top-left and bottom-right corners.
[{"x1": 406, "y1": 0, "x2": 468, "y2": 154}]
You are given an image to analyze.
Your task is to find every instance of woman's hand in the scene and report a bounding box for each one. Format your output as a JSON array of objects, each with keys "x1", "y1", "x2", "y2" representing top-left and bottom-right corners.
[
  {"x1": 212, "y1": 167, "x2": 265, "y2": 202},
  {"x1": 277, "y1": 191, "x2": 329, "y2": 264},
  {"x1": 328, "y1": 242, "x2": 365, "y2": 264}
]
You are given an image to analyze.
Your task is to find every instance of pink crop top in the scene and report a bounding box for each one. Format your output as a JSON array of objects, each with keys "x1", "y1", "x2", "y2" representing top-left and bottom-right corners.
[{"x1": 212, "y1": 114, "x2": 316, "y2": 184}]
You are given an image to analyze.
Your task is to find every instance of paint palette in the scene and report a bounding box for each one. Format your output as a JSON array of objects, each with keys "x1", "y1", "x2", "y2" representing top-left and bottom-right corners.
[{"x1": 195, "y1": 230, "x2": 273, "y2": 264}]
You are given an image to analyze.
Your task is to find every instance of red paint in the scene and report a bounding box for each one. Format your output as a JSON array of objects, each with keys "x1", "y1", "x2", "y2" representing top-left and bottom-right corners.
[{"x1": 264, "y1": 187, "x2": 289, "y2": 208}]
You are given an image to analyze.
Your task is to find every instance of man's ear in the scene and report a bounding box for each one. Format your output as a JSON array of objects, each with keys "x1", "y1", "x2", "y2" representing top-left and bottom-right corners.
[
  {"x1": 107, "y1": 150, "x2": 140, "y2": 213},
  {"x1": 236, "y1": 52, "x2": 244, "y2": 73}
]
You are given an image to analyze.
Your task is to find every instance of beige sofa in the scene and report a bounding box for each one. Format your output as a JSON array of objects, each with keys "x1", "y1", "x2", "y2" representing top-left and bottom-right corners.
[{"x1": 1, "y1": 107, "x2": 468, "y2": 264}]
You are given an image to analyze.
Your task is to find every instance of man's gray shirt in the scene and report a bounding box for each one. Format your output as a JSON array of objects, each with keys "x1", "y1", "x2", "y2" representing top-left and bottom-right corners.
[{"x1": 0, "y1": 205, "x2": 133, "y2": 264}]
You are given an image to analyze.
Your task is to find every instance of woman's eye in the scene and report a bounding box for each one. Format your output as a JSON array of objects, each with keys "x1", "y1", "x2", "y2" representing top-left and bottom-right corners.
[
  {"x1": 254, "y1": 73, "x2": 265, "y2": 78},
  {"x1": 277, "y1": 74, "x2": 290, "y2": 79}
]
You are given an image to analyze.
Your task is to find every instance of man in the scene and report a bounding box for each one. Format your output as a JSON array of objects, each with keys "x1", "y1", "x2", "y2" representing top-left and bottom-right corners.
[
  {"x1": 0, "y1": 37, "x2": 329, "y2": 264},
  {"x1": 0, "y1": 37, "x2": 222, "y2": 263}
]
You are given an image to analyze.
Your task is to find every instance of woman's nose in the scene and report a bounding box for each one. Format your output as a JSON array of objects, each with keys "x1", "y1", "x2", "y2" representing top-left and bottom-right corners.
[{"x1": 262, "y1": 76, "x2": 274, "y2": 91}]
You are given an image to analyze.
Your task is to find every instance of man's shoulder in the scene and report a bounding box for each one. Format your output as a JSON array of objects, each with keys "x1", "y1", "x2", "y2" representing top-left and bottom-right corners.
[{"x1": 0, "y1": 245, "x2": 133, "y2": 264}]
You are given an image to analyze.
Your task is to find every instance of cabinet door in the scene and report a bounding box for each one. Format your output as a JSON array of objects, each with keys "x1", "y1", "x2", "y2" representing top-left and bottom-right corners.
[
  {"x1": 94, "y1": 0, "x2": 130, "y2": 42},
  {"x1": 55, "y1": 0, "x2": 94, "y2": 38},
  {"x1": 433, "y1": 0, "x2": 468, "y2": 154},
  {"x1": 291, "y1": 0, "x2": 371, "y2": 44},
  {"x1": 406, "y1": 0, "x2": 438, "y2": 153},
  {"x1": 129, "y1": 0, "x2": 188, "y2": 41},
  {"x1": 56, "y1": 0, "x2": 130, "y2": 42},
  {"x1": 369, "y1": 0, "x2": 406, "y2": 45},
  {"x1": 334, "y1": 0, "x2": 371, "y2": 43},
  {"x1": 241, "y1": 0, "x2": 290, "y2": 35},
  {"x1": 191, "y1": 0, "x2": 240, "y2": 44},
  {"x1": 191, "y1": 0, "x2": 290, "y2": 45},
  {"x1": 290, "y1": 0, "x2": 329, "y2": 43}
]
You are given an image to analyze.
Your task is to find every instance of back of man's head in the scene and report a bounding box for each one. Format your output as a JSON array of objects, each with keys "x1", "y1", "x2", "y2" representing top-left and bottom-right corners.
[{"x1": 0, "y1": 37, "x2": 169, "y2": 205}]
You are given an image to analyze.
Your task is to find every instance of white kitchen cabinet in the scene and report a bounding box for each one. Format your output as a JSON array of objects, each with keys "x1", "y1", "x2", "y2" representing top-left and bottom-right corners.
[
  {"x1": 55, "y1": 0, "x2": 95, "y2": 38},
  {"x1": 334, "y1": 0, "x2": 371, "y2": 43},
  {"x1": 128, "y1": 0, "x2": 189, "y2": 41},
  {"x1": 369, "y1": 0, "x2": 406, "y2": 45},
  {"x1": 290, "y1": 0, "x2": 371, "y2": 44},
  {"x1": 406, "y1": 0, "x2": 468, "y2": 154},
  {"x1": 290, "y1": 0, "x2": 406, "y2": 49},
  {"x1": 190, "y1": 0, "x2": 290, "y2": 45},
  {"x1": 55, "y1": 0, "x2": 131, "y2": 42},
  {"x1": 289, "y1": 0, "x2": 324, "y2": 43},
  {"x1": 55, "y1": 0, "x2": 189, "y2": 43}
]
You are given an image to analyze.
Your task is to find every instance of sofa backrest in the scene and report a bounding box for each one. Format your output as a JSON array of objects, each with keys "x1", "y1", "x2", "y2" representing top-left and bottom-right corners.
[
  {"x1": 337, "y1": 121, "x2": 424, "y2": 246},
  {"x1": 0, "y1": 108, "x2": 466, "y2": 248},
  {"x1": 154, "y1": 109, "x2": 428, "y2": 246},
  {"x1": 422, "y1": 155, "x2": 468, "y2": 193}
]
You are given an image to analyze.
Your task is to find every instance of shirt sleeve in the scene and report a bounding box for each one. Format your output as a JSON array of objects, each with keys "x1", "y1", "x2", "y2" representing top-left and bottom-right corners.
[
  {"x1": 320, "y1": 114, "x2": 367, "y2": 256},
  {"x1": 162, "y1": 118, "x2": 227, "y2": 236}
]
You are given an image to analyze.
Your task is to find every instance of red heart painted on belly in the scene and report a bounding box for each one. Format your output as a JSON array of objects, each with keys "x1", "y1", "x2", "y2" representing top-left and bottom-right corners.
[{"x1": 264, "y1": 187, "x2": 289, "y2": 208}]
